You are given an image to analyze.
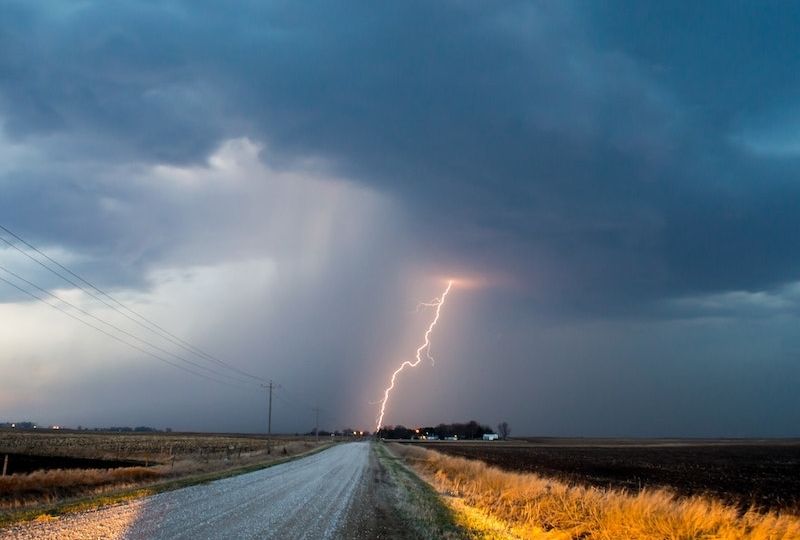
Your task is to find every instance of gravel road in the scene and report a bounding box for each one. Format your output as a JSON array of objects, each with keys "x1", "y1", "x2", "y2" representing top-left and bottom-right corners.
[{"x1": 2, "y1": 442, "x2": 375, "y2": 540}]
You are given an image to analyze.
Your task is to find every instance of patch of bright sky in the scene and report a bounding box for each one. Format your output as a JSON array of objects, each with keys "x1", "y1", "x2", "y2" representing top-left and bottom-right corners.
[
  {"x1": 667, "y1": 281, "x2": 800, "y2": 318},
  {"x1": 732, "y1": 109, "x2": 800, "y2": 157}
]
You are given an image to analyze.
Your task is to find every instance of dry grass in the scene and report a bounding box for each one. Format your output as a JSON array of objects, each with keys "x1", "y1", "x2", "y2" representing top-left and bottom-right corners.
[
  {"x1": 372, "y1": 443, "x2": 467, "y2": 539},
  {"x1": 0, "y1": 467, "x2": 161, "y2": 508},
  {"x1": 0, "y1": 432, "x2": 323, "y2": 514},
  {"x1": 0, "y1": 431, "x2": 287, "y2": 461},
  {"x1": 391, "y1": 444, "x2": 800, "y2": 540}
]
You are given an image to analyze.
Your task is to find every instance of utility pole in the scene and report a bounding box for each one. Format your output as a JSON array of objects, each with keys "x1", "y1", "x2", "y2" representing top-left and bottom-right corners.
[
  {"x1": 312, "y1": 406, "x2": 320, "y2": 442},
  {"x1": 261, "y1": 381, "x2": 274, "y2": 435}
]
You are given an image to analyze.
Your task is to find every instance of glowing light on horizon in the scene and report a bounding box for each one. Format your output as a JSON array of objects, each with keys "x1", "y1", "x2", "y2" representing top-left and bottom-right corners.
[{"x1": 376, "y1": 280, "x2": 454, "y2": 430}]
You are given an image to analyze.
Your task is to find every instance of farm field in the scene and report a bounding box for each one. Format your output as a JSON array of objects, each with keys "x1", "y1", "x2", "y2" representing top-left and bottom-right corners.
[
  {"x1": 0, "y1": 429, "x2": 288, "y2": 461},
  {"x1": 0, "y1": 429, "x2": 329, "y2": 522},
  {"x1": 393, "y1": 443, "x2": 800, "y2": 538},
  {"x1": 415, "y1": 439, "x2": 800, "y2": 513}
]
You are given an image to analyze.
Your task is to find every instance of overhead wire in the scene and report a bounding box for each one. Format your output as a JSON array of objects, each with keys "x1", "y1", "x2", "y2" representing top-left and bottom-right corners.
[
  {"x1": 0, "y1": 224, "x2": 266, "y2": 382},
  {"x1": 0, "y1": 274, "x2": 257, "y2": 391},
  {"x1": 0, "y1": 224, "x2": 357, "y2": 429},
  {"x1": 274, "y1": 386, "x2": 354, "y2": 432},
  {"x1": 0, "y1": 263, "x2": 254, "y2": 385}
]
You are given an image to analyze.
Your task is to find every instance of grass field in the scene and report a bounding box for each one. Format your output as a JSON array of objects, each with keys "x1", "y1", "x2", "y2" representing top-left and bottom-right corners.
[
  {"x1": 0, "y1": 430, "x2": 327, "y2": 520},
  {"x1": 0, "y1": 430, "x2": 280, "y2": 461},
  {"x1": 393, "y1": 443, "x2": 800, "y2": 539}
]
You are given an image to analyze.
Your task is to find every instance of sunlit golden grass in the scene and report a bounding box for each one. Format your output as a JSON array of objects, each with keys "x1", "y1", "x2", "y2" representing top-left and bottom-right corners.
[{"x1": 391, "y1": 444, "x2": 800, "y2": 539}]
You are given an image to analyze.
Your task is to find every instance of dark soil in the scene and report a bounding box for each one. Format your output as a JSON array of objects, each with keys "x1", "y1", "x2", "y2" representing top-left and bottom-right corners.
[
  {"x1": 0, "y1": 453, "x2": 147, "y2": 475},
  {"x1": 414, "y1": 440, "x2": 800, "y2": 513}
]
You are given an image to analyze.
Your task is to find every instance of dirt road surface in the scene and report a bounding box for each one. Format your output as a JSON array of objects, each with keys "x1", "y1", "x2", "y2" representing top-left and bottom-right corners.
[{"x1": 2, "y1": 442, "x2": 392, "y2": 540}]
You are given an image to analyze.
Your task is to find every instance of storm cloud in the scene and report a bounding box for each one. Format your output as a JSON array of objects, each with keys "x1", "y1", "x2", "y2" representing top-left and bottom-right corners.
[{"x1": 1, "y1": 1, "x2": 798, "y2": 435}]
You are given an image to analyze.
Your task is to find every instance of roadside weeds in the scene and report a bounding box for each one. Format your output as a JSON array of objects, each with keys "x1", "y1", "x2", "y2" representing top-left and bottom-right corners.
[
  {"x1": 390, "y1": 443, "x2": 800, "y2": 540},
  {"x1": 375, "y1": 442, "x2": 468, "y2": 539},
  {"x1": 0, "y1": 443, "x2": 333, "y2": 529}
]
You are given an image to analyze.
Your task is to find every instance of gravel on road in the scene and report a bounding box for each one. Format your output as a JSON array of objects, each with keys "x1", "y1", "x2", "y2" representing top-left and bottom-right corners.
[{"x1": 2, "y1": 442, "x2": 372, "y2": 540}]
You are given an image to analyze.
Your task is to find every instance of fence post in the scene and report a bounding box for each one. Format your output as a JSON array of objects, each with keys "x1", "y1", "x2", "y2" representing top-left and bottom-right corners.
[{"x1": 2, "y1": 454, "x2": 8, "y2": 477}]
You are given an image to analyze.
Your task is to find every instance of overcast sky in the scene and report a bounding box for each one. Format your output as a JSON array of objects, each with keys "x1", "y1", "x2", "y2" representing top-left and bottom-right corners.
[{"x1": 1, "y1": 2, "x2": 798, "y2": 436}]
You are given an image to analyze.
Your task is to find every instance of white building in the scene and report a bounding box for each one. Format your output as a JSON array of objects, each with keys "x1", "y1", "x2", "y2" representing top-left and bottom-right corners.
[{"x1": 482, "y1": 433, "x2": 499, "y2": 441}]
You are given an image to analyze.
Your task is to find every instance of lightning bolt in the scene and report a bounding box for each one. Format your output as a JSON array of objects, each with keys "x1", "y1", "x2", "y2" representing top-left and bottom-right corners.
[{"x1": 376, "y1": 280, "x2": 454, "y2": 431}]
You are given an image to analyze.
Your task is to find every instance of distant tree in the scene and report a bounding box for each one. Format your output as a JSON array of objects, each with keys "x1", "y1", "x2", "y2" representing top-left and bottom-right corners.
[
  {"x1": 377, "y1": 425, "x2": 413, "y2": 439},
  {"x1": 434, "y1": 423, "x2": 451, "y2": 439},
  {"x1": 465, "y1": 420, "x2": 480, "y2": 439},
  {"x1": 392, "y1": 425, "x2": 413, "y2": 439},
  {"x1": 377, "y1": 421, "x2": 494, "y2": 440},
  {"x1": 497, "y1": 421, "x2": 510, "y2": 439}
]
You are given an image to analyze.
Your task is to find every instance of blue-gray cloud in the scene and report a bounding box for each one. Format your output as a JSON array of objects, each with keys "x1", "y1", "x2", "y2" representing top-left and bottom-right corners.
[
  {"x1": 2, "y1": 1, "x2": 798, "y2": 314},
  {"x1": 1, "y1": 1, "x2": 799, "y2": 434}
]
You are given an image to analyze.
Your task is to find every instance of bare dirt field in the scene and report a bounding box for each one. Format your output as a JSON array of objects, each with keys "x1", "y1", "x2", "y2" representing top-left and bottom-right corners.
[{"x1": 414, "y1": 439, "x2": 800, "y2": 512}]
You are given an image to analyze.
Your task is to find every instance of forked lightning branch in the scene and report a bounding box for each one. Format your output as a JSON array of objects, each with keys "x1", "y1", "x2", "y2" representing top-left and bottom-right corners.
[{"x1": 376, "y1": 280, "x2": 454, "y2": 430}]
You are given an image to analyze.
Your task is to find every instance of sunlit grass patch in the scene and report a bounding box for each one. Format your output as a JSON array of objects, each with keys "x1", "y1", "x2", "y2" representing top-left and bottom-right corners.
[
  {"x1": 445, "y1": 495, "x2": 569, "y2": 540},
  {"x1": 391, "y1": 444, "x2": 800, "y2": 539}
]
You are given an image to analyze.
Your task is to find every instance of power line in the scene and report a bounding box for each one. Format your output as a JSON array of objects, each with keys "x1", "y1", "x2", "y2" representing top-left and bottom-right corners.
[
  {"x1": 0, "y1": 274, "x2": 257, "y2": 391},
  {"x1": 0, "y1": 225, "x2": 355, "y2": 430},
  {"x1": 261, "y1": 381, "x2": 280, "y2": 435},
  {"x1": 0, "y1": 224, "x2": 266, "y2": 382},
  {"x1": 0, "y1": 227, "x2": 364, "y2": 433},
  {"x1": 272, "y1": 391, "x2": 295, "y2": 409},
  {"x1": 0, "y1": 263, "x2": 254, "y2": 385},
  {"x1": 274, "y1": 385, "x2": 353, "y2": 431},
  {"x1": 275, "y1": 385, "x2": 305, "y2": 407},
  {"x1": 276, "y1": 383, "x2": 350, "y2": 430}
]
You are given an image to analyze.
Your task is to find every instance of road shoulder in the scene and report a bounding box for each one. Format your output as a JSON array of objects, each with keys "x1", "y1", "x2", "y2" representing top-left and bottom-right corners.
[{"x1": 340, "y1": 442, "x2": 466, "y2": 539}]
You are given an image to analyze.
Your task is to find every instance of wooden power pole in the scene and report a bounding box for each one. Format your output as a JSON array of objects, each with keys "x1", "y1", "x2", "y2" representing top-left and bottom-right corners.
[{"x1": 262, "y1": 381, "x2": 274, "y2": 435}]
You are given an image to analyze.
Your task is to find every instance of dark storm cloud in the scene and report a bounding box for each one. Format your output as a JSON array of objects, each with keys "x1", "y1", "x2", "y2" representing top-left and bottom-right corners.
[
  {"x1": 2, "y1": 1, "x2": 799, "y2": 314},
  {"x1": 1, "y1": 2, "x2": 799, "y2": 436}
]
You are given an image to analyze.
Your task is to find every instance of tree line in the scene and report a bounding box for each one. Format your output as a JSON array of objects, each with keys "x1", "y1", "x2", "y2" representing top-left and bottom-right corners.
[{"x1": 378, "y1": 420, "x2": 510, "y2": 440}]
